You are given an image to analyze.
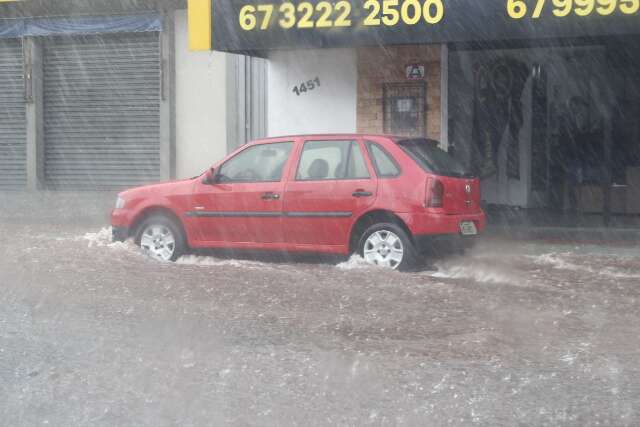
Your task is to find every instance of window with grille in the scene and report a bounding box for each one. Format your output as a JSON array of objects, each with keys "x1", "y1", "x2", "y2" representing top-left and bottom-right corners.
[{"x1": 383, "y1": 83, "x2": 426, "y2": 137}]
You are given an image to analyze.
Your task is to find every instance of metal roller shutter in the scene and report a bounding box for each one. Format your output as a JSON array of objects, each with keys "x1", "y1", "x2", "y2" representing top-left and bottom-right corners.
[
  {"x1": 0, "y1": 39, "x2": 27, "y2": 190},
  {"x1": 43, "y1": 33, "x2": 161, "y2": 190}
]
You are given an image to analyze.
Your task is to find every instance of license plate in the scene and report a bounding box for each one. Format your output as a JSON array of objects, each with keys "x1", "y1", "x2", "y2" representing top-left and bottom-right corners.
[{"x1": 459, "y1": 221, "x2": 477, "y2": 236}]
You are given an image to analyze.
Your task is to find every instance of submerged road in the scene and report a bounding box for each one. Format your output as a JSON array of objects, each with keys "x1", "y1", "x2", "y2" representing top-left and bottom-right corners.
[{"x1": 1, "y1": 218, "x2": 639, "y2": 426}]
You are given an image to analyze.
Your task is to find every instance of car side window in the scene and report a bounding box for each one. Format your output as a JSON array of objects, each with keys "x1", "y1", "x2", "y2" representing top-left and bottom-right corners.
[
  {"x1": 346, "y1": 142, "x2": 370, "y2": 179},
  {"x1": 217, "y1": 142, "x2": 293, "y2": 183},
  {"x1": 366, "y1": 142, "x2": 401, "y2": 178},
  {"x1": 296, "y1": 140, "x2": 370, "y2": 181}
]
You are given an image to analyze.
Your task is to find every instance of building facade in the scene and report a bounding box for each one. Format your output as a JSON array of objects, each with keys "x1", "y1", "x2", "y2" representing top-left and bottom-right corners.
[
  {"x1": 2, "y1": 0, "x2": 639, "y2": 217},
  {"x1": 210, "y1": 0, "x2": 639, "y2": 214}
]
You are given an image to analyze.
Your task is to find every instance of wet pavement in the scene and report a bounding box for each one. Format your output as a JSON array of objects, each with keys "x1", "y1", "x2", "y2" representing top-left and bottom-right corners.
[{"x1": 1, "y1": 218, "x2": 640, "y2": 426}]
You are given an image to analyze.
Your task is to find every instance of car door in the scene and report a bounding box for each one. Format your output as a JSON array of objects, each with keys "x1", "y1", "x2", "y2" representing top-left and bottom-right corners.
[
  {"x1": 190, "y1": 141, "x2": 294, "y2": 244},
  {"x1": 283, "y1": 138, "x2": 377, "y2": 247}
]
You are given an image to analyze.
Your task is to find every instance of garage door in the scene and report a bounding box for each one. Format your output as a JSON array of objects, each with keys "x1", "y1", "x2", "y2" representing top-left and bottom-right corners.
[
  {"x1": 0, "y1": 39, "x2": 27, "y2": 190},
  {"x1": 43, "y1": 33, "x2": 161, "y2": 190}
]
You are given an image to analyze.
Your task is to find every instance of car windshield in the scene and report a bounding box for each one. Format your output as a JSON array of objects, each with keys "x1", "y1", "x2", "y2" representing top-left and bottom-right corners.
[{"x1": 397, "y1": 138, "x2": 473, "y2": 178}]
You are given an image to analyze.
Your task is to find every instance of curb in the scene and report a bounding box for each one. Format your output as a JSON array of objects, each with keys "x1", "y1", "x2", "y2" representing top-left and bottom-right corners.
[{"x1": 486, "y1": 225, "x2": 640, "y2": 243}]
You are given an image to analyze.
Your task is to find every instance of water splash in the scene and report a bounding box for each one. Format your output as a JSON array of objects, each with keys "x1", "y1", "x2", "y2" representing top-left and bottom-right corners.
[
  {"x1": 531, "y1": 253, "x2": 640, "y2": 279},
  {"x1": 335, "y1": 255, "x2": 378, "y2": 271},
  {"x1": 176, "y1": 254, "x2": 270, "y2": 269},
  {"x1": 81, "y1": 226, "x2": 137, "y2": 253},
  {"x1": 426, "y1": 262, "x2": 515, "y2": 284}
]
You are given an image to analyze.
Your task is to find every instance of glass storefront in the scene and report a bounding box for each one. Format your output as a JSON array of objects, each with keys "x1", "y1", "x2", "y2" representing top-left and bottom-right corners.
[{"x1": 448, "y1": 38, "x2": 640, "y2": 214}]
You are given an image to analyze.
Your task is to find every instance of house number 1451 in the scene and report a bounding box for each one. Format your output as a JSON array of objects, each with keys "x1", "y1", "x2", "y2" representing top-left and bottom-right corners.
[{"x1": 292, "y1": 77, "x2": 321, "y2": 96}]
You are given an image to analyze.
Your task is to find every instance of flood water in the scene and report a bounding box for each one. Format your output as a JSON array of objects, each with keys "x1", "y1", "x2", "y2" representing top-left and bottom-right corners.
[{"x1": 1, "y1": 217, "x2": 639, "y2": 425}]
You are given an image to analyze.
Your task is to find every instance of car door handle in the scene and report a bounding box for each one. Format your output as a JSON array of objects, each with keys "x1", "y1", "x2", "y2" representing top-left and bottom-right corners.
[
  {"x1": 352, "y1": 190, "x2": 373, "y2": 198},
  {"x1": 261, "y1": 192, "x2": 280, "y2": 200}
]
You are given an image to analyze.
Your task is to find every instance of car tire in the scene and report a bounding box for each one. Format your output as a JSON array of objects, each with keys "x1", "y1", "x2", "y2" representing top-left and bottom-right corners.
[
  {"x1": 136, "y1": 215, "x2": 186, "y2": 262},
  {"x1": 357, "y1": 222, "x2": 418, "y2": 271}
]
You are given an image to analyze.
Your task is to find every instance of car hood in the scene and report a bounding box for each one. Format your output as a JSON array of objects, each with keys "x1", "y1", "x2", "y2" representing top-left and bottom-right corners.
[{"x1": 118, "y1": 178, "x2": 197, "y2": 200}]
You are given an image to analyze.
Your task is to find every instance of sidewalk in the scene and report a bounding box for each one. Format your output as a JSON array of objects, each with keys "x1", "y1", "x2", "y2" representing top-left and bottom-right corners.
[
  {"x1": 487, "y1": 224, "x2": 640, "y2": 243},
  {"x1": 485, "y1": 205, "x2": 640, "y2": 243},
  {"x1": 0, "y1": 191, "x2": 116, "y2": 225}
]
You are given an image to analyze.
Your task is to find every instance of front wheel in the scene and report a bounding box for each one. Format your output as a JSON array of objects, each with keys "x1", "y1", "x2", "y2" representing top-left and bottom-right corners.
[
  {"x1": 136, "y1": 215, "x2": 186, "y2": 262},
  {"x1": 357, "y1": 223, "x2": 418, "y2": 271}
]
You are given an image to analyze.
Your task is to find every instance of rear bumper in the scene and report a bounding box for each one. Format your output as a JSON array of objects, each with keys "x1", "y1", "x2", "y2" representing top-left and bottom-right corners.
[
  {"x1": 112, "y1": 226, "x2": 129, "y2": 242},
  {"x1": 398, "y1": 210, "x2": 486, "y2": 236}
]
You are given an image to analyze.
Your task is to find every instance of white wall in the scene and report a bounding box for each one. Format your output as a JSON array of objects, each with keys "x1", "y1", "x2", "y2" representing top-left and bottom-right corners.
[
  {"x1": 267, "y1": 48, "x2": 357, "y2": 136},
  {"x1": 174, "y1": 10, "x2": 228, "y2": 179}
]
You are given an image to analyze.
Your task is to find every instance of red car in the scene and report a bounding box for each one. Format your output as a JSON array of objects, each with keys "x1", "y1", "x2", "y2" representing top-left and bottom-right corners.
[{"x1": 111, "y1": 134, "x2": 485, "y2": 270}]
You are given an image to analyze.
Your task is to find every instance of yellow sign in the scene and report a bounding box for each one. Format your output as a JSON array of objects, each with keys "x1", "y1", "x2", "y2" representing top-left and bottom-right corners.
[{"x1": 188, "y1": 0, "x2": 212, "y2": 51}]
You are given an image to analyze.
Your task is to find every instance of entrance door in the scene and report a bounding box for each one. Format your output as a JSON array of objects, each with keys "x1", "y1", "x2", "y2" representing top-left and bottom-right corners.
[
  {"x1": 283, "y1": 139, "x2": 377, "y2": 247},
  {"x1": 383, "y1": 83, "x2": 426, "y2": 137},
  {"x1": 190, "y1": 141, "x2": 294, "y2": 244},
  {"x1": 470, "y1": 52, "x2": 532, "y2": 207}
]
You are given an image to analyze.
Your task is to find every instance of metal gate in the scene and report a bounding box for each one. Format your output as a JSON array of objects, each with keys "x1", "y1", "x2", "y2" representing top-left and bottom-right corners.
[
  {"x1": 43, "y1": 33, "x2": 161, "y2": 190},
  {"x1": 0, "y1": 39, "x2": 27, "y2": 190}
]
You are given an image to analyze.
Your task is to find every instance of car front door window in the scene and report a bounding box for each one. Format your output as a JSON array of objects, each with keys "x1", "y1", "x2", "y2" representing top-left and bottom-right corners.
[{"x1": 218, "y1": 142, "x2": 293, "y2": 183}]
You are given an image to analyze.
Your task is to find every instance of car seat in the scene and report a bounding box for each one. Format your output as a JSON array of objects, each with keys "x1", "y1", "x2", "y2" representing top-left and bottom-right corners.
[{"x1": 307, "y1": 158, "x2": 329, "y2": 180}]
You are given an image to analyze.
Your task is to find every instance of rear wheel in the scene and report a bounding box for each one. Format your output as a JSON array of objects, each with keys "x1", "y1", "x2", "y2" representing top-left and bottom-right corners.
[
  {"x1": 357, "y1": 223, "x2": 418, "y2": 271},
  {"x1": 136, "y1": 215, "x2": 186, "y2": 262}
]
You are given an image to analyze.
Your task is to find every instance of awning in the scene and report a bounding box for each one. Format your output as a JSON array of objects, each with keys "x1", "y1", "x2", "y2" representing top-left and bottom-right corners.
[{"x1": 0, "y1": 13, "x2": 163, "y2": 38}]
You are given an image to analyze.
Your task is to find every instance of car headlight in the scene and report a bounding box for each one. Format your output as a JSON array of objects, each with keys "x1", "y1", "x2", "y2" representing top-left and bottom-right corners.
[{"x1": 115, "y1": 196, "x2": 126, "y2": 210}]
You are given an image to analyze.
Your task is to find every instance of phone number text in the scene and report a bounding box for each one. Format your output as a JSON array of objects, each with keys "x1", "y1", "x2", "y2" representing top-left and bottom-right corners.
[
  {"x1": 507, "y1": 0, "x2": 638, "y2": 19},
  {"x1": 238, "y1": 0, "x2": 445, "y2": 31}
]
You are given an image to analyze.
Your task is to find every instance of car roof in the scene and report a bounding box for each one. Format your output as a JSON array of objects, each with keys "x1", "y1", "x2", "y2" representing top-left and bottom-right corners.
[{"x1": 248, "y1": 133, "x2": 403, "y2": 144}]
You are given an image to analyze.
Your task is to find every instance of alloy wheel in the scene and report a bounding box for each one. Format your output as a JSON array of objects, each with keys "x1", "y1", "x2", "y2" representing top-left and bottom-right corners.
[
  {"x1": 140, "y1": 224, "x2": 176, "y2": 261},
  {"x1": 363, "y1": 230, "x2": 404, "y2": 269}
]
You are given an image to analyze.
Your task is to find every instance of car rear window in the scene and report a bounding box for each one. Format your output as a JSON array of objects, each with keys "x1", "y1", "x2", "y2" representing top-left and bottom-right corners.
[{"x1": 397, "y1": 138, "x2": 473, "y2": 178}]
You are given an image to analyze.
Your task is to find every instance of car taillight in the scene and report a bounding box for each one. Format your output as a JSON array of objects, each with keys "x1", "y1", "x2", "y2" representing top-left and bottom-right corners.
[{"x1": 426, "y1": 178, "x2": 444, "y2": 208}]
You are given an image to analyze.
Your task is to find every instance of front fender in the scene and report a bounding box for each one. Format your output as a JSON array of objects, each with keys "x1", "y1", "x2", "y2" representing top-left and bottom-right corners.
[{"x1": 111, "y1": 196, "x2": 185, "y2": 236}]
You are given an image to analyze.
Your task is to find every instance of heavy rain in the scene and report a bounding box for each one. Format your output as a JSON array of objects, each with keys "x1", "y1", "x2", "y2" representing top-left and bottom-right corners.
[{"x1": 1, "y1": 0, "x2": 639, "y2": 425}]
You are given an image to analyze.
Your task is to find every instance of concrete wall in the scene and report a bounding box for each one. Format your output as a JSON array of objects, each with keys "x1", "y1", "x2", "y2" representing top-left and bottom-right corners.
[
  {"x1": 174, "y1": 9, "x2": 228, "y2": 179},
  {"x1": 267, "y1": 48, "x2": 357, "y2": 136}
]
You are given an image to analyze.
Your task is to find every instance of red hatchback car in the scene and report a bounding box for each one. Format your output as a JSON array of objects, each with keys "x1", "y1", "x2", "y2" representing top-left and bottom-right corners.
[{"x1": 111, "y1": 134, "x2": 485, "y2": 270}]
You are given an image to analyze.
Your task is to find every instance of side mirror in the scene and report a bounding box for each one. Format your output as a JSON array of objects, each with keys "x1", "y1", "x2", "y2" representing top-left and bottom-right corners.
[{"x1": 202, "y1": 168, "x2": 217, "y2": 185}]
